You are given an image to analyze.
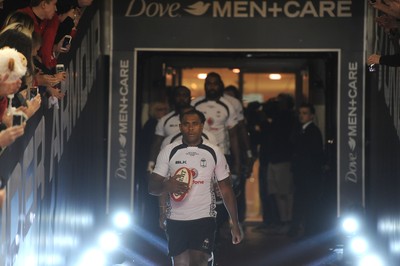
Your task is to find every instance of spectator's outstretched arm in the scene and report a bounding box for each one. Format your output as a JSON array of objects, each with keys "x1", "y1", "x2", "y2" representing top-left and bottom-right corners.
[
  {"x1": 0, "y1": 124, "x2": 25, "y2": 148},
  {"x1": 47, "y1": 86, "x2": 65, "y2": 100},
  {"x1": 0, "y1": 75, "x2": 21, "y2": 97},
  {"x1": 375, "y1": 14, "x2": 398, "y2": 32},
  {"x1": 368, "y1": 54, "x2": 381, "y2": 65},
  {"x1": 368, "y1": 53, "x2": 400, "y2": 66},
  {"x1": 35, "y1": 73, "x2": 60, "y2": 87},
  {"x1": 0, "y1": 188, "x2": 5, "y2": 208},
  {"x1": 23, "y1": 94, "x2": 42, "y2": 119},
  {"x1": 370, "y1": 0, "x2": 400, "y2": 18}
]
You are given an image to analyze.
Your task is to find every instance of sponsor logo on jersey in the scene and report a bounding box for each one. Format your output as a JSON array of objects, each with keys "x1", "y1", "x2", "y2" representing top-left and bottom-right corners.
[
  {"x1": 207, "y1": 117, "x2": 214, "y2": 126},
  {"x1": 175, "y1": 160, "x2": 187, "y2": 164},
  {"x1": 186, "y1": 151, "x2": 199, "y2": 157},
  {"x1": 190, "y1": 168, "x2": 198, "y2": 179}
]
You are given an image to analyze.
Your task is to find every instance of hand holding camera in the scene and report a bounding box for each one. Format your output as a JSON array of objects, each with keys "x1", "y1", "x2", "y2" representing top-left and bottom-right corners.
[
  {"x1": 59, "y1": 35, "x2": 72, "y2": 53},
  {"x1": 0, "y1": 122, "x2": 25, "y2": 148},
  {"x1": 11, "y1": 108, "x2": 27, "y2": 127},
  {"x1": 55, "y1": 64, "x2": 67, "y2": 81}
]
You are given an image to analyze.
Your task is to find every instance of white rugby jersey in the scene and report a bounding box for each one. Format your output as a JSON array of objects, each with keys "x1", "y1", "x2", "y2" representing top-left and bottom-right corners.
[
  {"x1": 154, "y1": 111, "x2": 180, "y2": 137},
  {"x1": 153, "y1": 139, "x2": 230, "y2": 221},
  {"x1": 223, "y1": 94, "x2": 244, "y2": 122},
  {"x1": 160, "y1": 129, "x2": 218, "y2": 150},
  {"x1": 191, "y1": 96, "x2": 238, "y2": 154}
]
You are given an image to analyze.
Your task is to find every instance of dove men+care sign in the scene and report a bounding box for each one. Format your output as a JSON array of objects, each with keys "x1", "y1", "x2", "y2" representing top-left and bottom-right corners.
[{"x1": 109, "y1": 0, "x2": 366, "y2": 216}]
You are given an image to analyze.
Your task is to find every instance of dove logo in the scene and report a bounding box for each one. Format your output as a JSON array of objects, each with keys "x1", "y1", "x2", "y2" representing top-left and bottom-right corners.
[
  {"x1": 345, "y1": 153, "x2": 357, "y2": 183},
  {"x1": 184, "y1": 2, "x2": 210, "y2": 16},
  {"x1": 115, "y1": 60, "x2": 130, "y2": 180},
  {"x1": 345, "y1": 62, "x2": 359, "y2": 184},
  {"x1": 125, "y1": 0, "x2": 181, "y2": 17}
]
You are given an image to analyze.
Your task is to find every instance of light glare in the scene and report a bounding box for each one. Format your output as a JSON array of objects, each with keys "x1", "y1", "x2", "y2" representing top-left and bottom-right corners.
[
  {"x1": 342, "y1": 217, "x2": 359, "y2": 234},
  {"x1": 99, "y1": 231, "x2": 120, "y2": 252},
  {"x1": 350, "y1": 237, "x2": 368, "y2": 254},
  {"x1": 358, "y1": 254, "x2": 384, "y2": 266},
  {"x1": 197, "y1": 73, "x2": 207, "y2": 79},
  {"x1": 269, "y1": 74, "x2": 282, "y2": 80},
  {"x1": 113, "y1": 211, "x2": 130, "y2": 229},
  {"x1": 78, "y1": 248, "x2": 106, "y2": 266}
]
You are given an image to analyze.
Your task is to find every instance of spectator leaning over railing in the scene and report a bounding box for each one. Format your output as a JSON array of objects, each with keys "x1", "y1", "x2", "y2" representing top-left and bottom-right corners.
[
  {"x1": 367, "y1": 0, "x2": 400, "y2": 69},
  {"x1": 0, "y1": 75, "x2": 25, "y2": 152},
  {"x1": 0, "y1": 26, "x2": 41, "y2": 118}
]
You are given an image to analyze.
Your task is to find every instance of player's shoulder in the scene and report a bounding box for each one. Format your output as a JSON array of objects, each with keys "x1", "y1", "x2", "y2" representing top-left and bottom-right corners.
[
  {"x1": 165, "y1": 139, "x2": 184, "y2": 149},
  {"x1": 218, "y1": 95, "x2": 236, "y2": 109},
  {"x1": 199, "y1": 139, "x2": 223, "y2": 155},
  {"x1": 191, "y1": 96, "x2": 206, "y2": 105},
  {"x1": 223, "y1": 94, "x2": 241, "y2": 106},
  {"x1": 159, "y1": 140, "x2": 182, "y2": 155},
  {"x1": 159, "y1": 110, "x2": 177, "y2": 122},
  {"x1": 202, "y1": 129, "x2": 217, "y2": 143}
]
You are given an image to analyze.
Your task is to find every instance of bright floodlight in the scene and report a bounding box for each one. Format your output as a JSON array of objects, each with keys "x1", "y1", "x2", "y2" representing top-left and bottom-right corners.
[
  {"x1": 78, "y1": 248, "x2": 105, "y2": 266},
  {"x1": 99, "y1": 231, "x2": 120, "y2": 252},
  {"x1": 113, "y1": 211, "x2": 131, "y2": 229},
  {"x1": 342, "y1": 217, "x2": 359, "y2": 235},
  {"x1": 358, "y1": 254, "x2": 384, "y2": 266},
  {"x1": 269, "y1": 74, "x2": 282, "y2": 80},
  {"x1": 197, "y1": 73, "x2": 207, "y2": 80},
  {"x1": 350, "y1": 237, "x2": 368, "y2": 254}
]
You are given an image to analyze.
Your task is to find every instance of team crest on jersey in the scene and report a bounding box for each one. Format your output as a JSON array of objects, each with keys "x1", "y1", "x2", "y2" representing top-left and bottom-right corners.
[{"x1": 200, "y1": 158, "x2": 207, "y2": 168}]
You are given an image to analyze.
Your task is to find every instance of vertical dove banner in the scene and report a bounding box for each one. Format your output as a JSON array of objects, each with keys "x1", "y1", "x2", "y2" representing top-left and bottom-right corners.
[
  {"x1": 107, "y1": 51, "x2": 135, "y2": 214},
  {"x1": 109, "y1": 0, "x2": 366, "y2": 216}
]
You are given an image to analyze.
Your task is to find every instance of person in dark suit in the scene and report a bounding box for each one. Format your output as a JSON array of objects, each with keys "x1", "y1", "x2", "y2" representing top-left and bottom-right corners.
[{"x1": 288, "y1": 103, "x2": 324, "y2": 238}]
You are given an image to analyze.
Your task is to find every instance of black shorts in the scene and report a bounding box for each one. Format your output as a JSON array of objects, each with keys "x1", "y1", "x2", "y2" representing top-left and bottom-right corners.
[{"x1": 166, "y1": 217, "x2": 216, "y2": 257}]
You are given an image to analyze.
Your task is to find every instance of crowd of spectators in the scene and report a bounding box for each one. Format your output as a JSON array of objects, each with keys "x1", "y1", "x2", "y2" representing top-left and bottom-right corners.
[
  {"x1": 367, "y1": 0, "x2": 400, "y2": 67},
  {"x1": 0, "y1": 0, "x2": 93, "y2": 208}
]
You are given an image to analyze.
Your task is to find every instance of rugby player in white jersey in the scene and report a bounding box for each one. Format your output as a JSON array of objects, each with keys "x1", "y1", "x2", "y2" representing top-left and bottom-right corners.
[
  {"x1": 191, "y1": 72, "x2": 241, "y2": 177},
  {"x1": 158, "y1": 106, "x2": 217, "y2": 232},
  {"x1": 149, "y1": 109, "x2": 243, "y2": 266},
  {"x1": 224, "y1": 85, "x2": 254, "y2": 177},
  {"x1": 148, "y1": 86, "x2": 192, "y2": 172}
]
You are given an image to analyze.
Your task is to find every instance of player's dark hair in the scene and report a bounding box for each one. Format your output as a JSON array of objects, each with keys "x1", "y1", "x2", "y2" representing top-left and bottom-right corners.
[
  {"x1": 206, "y1": 72, "x2": 224, "y2": 89},
  {"x1": 173, "y1": 85, "x2": 191, "y2": 98},
  {"x1": 179, "y1": 109, "x2": 206, "y2": 124},
  {"x1": 225, "y1": 85, "x2": 241, "y2": 100}
]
